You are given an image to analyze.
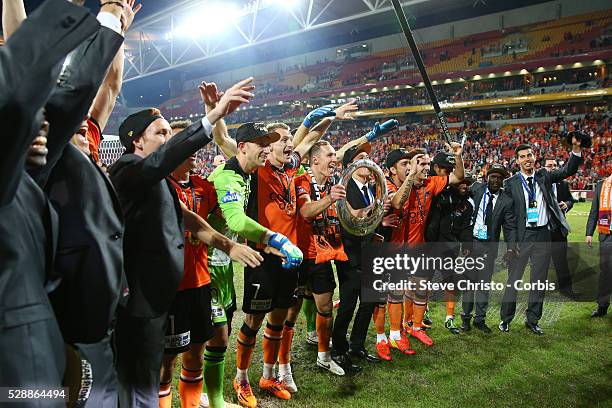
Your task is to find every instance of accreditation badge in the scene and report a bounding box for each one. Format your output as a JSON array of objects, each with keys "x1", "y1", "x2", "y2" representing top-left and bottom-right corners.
[
  {"x1": 527, "y1": 201, "x2": 538, "y2": 224},
  {"x1": 476, "y1": 225, "x2": 488, "y2": 240}
]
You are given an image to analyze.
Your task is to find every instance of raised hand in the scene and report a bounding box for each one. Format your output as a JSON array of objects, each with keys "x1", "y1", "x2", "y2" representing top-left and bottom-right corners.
[
  {"x1": 446, "y1": 141, "x2": 463, "y2": 156},
  {"x1": 365, "y1": 119, "x2": 399, "y2": 142},
  {"x1": 303, "y1": 105, "x2": 336, "y2": 128},
  {"x1": 408, "y1": 153, "x2": 425, "y2": 178},
  {"x1": 199, "y1": 81, "x2": 222, "y2": 110},
  {"x1": 334, "y1": 98, "x2": 359, "y2": 120},
  {"x1": 120, "y1": 0, "x2": 142, "y2": 33},
  {"x1": 207, "y1": 77, "x2": 255, "y2": 124}
]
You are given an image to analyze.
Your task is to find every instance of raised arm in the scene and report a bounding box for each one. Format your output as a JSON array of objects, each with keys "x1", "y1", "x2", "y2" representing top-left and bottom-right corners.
[
  {"x1": 448, "y1": 142, "x2": 465, "y2": 185},
  {"x1": 391, "y1": 154, "x2": 421, "y2": 210},
  {"x1": 299, "y1": 185, "x2": 346, "y2": 221},
  {"x1": 1, "y1": 0, "x2": 26, "y2": 39},
  {"x1": 336, "y1": 119, "x2": 399, "y2": 162},
  {"x1": 550, "y1": 137, "x2": 584, "y2": 183},
  {"x1": 0, "y1": 0, "x2": 98, "y2": 205},
  {"x1": 200, "y1": 81, "x2": 238, "y2": 157}
]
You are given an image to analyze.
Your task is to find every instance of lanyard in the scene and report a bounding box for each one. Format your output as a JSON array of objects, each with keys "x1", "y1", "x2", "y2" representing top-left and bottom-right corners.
[
  {"x1": 415, "y1": 185, "x2": 427, "y2": 220},
  {"x1": 272, "y1": 165, "x2": 293, "y2": 205},
  {"x1": 519, "y1": 173, "x2": 536, "y2": 202}
]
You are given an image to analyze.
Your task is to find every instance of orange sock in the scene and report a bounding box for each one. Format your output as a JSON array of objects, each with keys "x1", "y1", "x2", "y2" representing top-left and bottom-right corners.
[
  {"x1": 445, "y1": 290, "x2": 456, "y2": 317},
  {"x1": 316, "y1": 312, "x2": 332, "y2": 353},
  {"x1": 412, "y1": 303, "x2": 426, "y2": 329},
  {"x1": 236, "y1": 323, "x2": 257, "y2": 371},
  {"x1": 263, "y1": 323, "x2": 283, "y2": 365},
  {"x1": 159, "y1": 381, "x2": 172, "y2": 408},
  {"x1": 179, "y1": 366, "x2": 203, "y2": 408},
  {"x1": 403, "y1": 299, "x2": 413, "y2": 326},
  {"x1": 278, "y1": 321, "x2": 295, "y2": 365},
  {"x1": 388, "y1": 302, "x2": 403, "y2": 332},
  {"x1": 374, "y1": 305, "x2": 386, "y2": 335}
]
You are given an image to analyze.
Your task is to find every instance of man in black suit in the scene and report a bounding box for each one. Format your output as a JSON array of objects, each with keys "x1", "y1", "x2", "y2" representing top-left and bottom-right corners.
[
  {"x1": 586, "y1": 175, "x2": 612, "y2": 317},
  {"x1": 461, "y1": 164, "x2": 516, "y2": 333},
  {"x1": 332, "y1": 143, "x2": 380, "y2": 372},
  {"x1": 0, "y1": 0, "x2": 99, "y2": 393},
  {"x1": 108, "y1": 78, "x2": 257, "y2": 406},
  {"x1": 26, "y1": 3, "x2": 138, "y2": 406},
  {"x1": 499, "y1": 140, "x2": 584, "y2": 335},
  {"x1": 542, "y1": 158, "x2": 580, "y2": 298}
]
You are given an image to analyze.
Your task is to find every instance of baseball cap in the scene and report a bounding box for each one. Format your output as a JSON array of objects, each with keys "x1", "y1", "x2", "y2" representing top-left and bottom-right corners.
[
  {"x1": 118, "y1": 108, "x2": 164, "y2": 149},
  {"x1": 431, "y1": 152, "x2": 456, "y2": 168},
  {"x1": 342, "y1": 143, "x2": 372, "y2": 168},
  {"x1": 235, "y1": 122, "x2": 280, "y2": 145},
  {"x1": 486, "y1": 164, "x2": 510, "y2": 179},
  {"x1": 385, "y1": 148, "x2": 410, "y2": 169}
]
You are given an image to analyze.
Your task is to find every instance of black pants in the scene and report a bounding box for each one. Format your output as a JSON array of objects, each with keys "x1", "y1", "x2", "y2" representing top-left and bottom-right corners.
[
  {"x1": 332, "y1": 261, "x2": 376, "y2": 354},
  {"x1": 462, "y1": 240, "x2": 499, "y2": 323},
  {"x1": 598, "y1": 234, "x2": 612, "y2": 308},
  {"x1": 114, "y1": 307, "x2": 167, "y2": 408},
  {"x1": 75, "y1": 333, "x2": 117, "y2": 408},
  {"x1": 501, "y1": 226, "x2": 551, "y2": 325},
  {"x1": 550, "y1": 227, "x2": 573, "y2": 291}
]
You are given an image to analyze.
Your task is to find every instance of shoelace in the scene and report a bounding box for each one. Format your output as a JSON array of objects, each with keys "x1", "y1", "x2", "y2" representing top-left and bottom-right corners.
[{"x1": 239, "y1": 381, "x2": 254, "y2": 397}]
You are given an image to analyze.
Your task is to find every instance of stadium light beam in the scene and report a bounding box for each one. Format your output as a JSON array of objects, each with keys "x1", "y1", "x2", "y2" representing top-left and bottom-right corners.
[{"x1": 174, "y1": 3, "x2": 239, "y2": 38}]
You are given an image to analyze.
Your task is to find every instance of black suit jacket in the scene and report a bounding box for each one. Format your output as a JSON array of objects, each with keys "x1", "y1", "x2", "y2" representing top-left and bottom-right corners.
[
  {"x1": 109, "y1": 120, "x2": 212, "y2": 318},
  {"x1": 339, "y1": 178, "x2": 373, "y2": 268},
  {"x1": 503, "y1": 153, "x2": 583, "y2": 242},
  {"x1": 0, "y1": 0, "x2": 99, "y2": 386},
  {"x1": 555, "y1": 180, "x2": 575, "y2": 214},
  {"x1": 470, "y1": 182, "x2": 517, "y2": 244},
  {"x1": 586, "y1": 180, "x2": 610, "y2": 242},
  {"x1": 33, "y1": 27, "x2": 125, "y2": 344}
]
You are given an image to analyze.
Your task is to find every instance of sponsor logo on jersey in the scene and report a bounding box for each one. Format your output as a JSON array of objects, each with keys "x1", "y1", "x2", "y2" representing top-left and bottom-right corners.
[{"x1": 222, "y1": 190, "x2": 241, "y2": 203}]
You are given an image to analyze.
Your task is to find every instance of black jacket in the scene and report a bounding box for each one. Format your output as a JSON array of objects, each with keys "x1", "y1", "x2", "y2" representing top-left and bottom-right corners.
[
  {"x1": 109, "y1": 120, "x2": 212, "y2": 318},
  {"x1": 470, "y1": 182, "x2": 516, "y2": 244},
  {"x1": 339, "y1": 178, "x2": 374, "y2": 268},
  {"x1": 0, "y1": 0, "x2": 99, "y2": 386},
  {"x1": 34, "y1": 27, "x2": 126, "y2": 344},
  {"x1": 586, "y1": 180, "x2": 610, "y2": 242},
  {"x1": 555, "y1": 180, "x2": 575, "y2": 214},
  {"x1": 425, "y1": 187, "x2": 473, "y2": 244},
  {"x1": 503, "y1": 152, "x2": 583, "y2": 242}
]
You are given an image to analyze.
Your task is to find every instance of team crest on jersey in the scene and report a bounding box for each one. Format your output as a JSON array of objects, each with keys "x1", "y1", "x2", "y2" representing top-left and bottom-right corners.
[{"x1": 222, "y1": 190, "x2": 241, "y2": 203}]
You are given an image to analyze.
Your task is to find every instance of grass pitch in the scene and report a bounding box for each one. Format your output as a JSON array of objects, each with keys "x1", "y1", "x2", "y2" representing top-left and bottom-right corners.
[{"x1": 171, "y1": 202, "x2": 612, "y2": 408}]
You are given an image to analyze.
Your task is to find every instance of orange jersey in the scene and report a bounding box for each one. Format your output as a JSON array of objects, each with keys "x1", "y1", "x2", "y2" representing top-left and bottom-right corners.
[
  {"x1": 295, "y1": 173, "x2": 347, "y2": 263},
  {"x1": 404, "y1": 175, "x2": 448, "y2": 245},
  {"x1": 248, "y1": 154, "x2": 301, "y2": 247},
  {"x1": 86, "y1": 118, "x2": 102, "y2": 163},
  {"x1": 168, "y1": 175, "x2": 218, "y2": 290}
]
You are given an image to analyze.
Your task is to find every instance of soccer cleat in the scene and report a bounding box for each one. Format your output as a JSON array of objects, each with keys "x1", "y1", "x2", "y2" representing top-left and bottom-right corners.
[
  {"x1": 233, "y1": 379, "x2": 257, "y2": 408},
  {"x1": 259, "y1": 377, "x2": 291, "y2": 400},
  {"x1": 316, "y1": 356, "x2": 346, "y2": 375},
  {"x1": 445, "y1": 318, "x2": 460, "y2": 335},
  {"x1": 375, "y1": 340, "x2": 392, "y2": 361},
  {"x1": 198, "y1": 393, "x2": 209, "y2": 407},
  {"x1": 279, "y1": 372, "x2": 298, "y2": 393},
  {"x1": 306, "y1": 331, "x2": 318, "y2": 346},
  {"x1": 410, "y1": 328, "x2": 434, "y2": 346},
  {"x1": 388, "y1": 337, "x2": 416, "y2": 355}
]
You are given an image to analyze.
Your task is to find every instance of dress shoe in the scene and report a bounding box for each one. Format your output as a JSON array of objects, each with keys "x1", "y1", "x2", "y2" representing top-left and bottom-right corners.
[
  {"x1": 331, "y1": 353, "x2": 361, "y2": 373},
  {"x1": 473, "y1": 321, "x2": 492, "y2": 334},
  {"x1": 525, "y1": 321, "x2": 544, "y2": 335},
  {"x1": 460, "y1": 316, "x2": 471, "y2": 332},
  {"x1": 349, "y1": 348, "x2": 380, "y2": 363},
  {"x1": 498, "y1": 321, "x2": 510, "y2": 332},
  {"x1": 590, "y1": 306, "x2": 608, "y2": 317}
]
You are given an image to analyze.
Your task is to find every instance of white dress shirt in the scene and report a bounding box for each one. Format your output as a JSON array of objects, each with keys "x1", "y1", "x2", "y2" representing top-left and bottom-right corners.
[
  {"x1": 352, "y1": 176, "x2": 374, "y2": 206},
  {"x1": 520, "y1": 171, "x2": 549, "y2": 227},
  {"x1": 472, "y1": 188, "x2": 498, "y2": 237}
]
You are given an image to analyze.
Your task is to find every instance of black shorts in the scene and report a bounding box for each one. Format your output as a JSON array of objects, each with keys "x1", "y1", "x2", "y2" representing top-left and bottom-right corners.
[
  {"x1": 297, "y1": 259, "x2": 337, "y2": 296},
  {"x1": 164, "y1": 284, "x2": 214, "y2": 354},
  {"x1": 243, "y1": 252, "x2": 298, "y2": 314}
]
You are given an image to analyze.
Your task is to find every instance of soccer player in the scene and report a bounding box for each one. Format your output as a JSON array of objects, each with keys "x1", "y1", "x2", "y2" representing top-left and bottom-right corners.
[
  {"x1": 293, "y1": 141, "x2": 348, "y2": 376},
  {"x1": 392, "y1": 143, "x2": 465, "y2": 346}
]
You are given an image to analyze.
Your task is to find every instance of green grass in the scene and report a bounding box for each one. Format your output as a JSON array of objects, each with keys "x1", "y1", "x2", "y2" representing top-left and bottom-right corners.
[{"x1": 171, "y1": 202, "x2": 612, "y2": 407}]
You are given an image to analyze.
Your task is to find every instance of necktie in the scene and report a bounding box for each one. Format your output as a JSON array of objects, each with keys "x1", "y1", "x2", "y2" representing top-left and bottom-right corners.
[
  {"x1": 484, "y1": 193, "x2": 494, "y2": 230},
  {"x1": 361, "y1": 185, "x2": 371, "y2": 206},
  {"x1": 527, "y1": 176, "x2": 535, "y2": 200}
]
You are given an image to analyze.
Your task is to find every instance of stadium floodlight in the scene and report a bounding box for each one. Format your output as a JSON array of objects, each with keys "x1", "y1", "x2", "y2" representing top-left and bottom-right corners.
[
  {"x1": 268, "y1": 0, "x2": 300, "y2": 10},
  {"x1": 174, "y1": 2, "x2": 240, "y2": 38}
]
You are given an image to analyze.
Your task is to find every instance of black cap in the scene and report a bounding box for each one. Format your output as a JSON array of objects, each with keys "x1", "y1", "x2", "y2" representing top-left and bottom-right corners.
[
  {"x1": 235, "y1": 122, "x2": 280, "y2": 145},
  {"x1": 431, "y1": 152, "x2": 455, "y2": 168},
  {"x1": 385, "y1": 148, "x2": 410, "y2": 169},
  {"x1": 342, "y1": 143, "x2": 371, "y2": 168},
  {"x1": 486, "y1": 164, "x2": 510, "y2": 179},
  {"x1": 565, "y1": 130, "x2": 591, "y2": 149},
  {"x1": 119, "y1": 108, "x2": 164, "y2": 149}
]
